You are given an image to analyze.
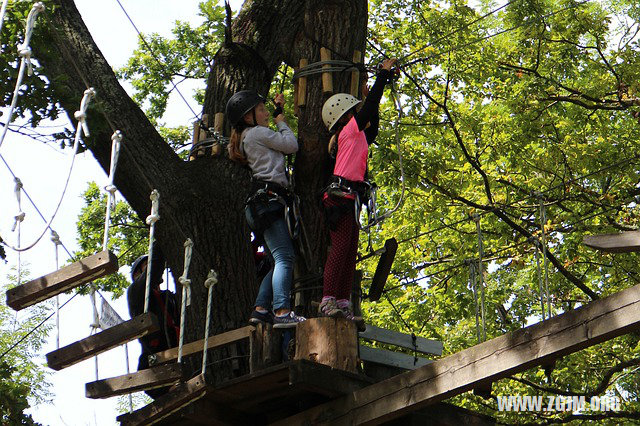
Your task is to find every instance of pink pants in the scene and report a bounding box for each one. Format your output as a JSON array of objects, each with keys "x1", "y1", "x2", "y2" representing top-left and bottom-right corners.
[{"x1": 323, "y1": 197, "x2": 359, "y2": 300}]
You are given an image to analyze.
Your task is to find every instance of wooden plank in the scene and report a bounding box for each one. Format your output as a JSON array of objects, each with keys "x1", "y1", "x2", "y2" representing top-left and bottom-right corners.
[
  {"x1": 359, "y1": 324, "x2": 443, "y2": 356},
  {"x1": 152, "y1": 326, "x2": 252, "y2": 365},
  {"x1": 46, "y1": 312, "x2": 158, "y2": 371},
  {"x1": 320, "y1": 48, "x2": 333, "y2": 94},
  {"x1": 350, "y1": 50, "x2": 361, "y2": 97},
  {"x1": 6, "y1": 250, "x2": 118, "y2": 311},
  {"x1": 583, "y1": 231, "x2": 640, "y2": 253},
  {"x1": 359, "y1": 345, "x2": 433, "y2": 370},
  {"x1": 85, "y1": 363, "x2": 185, "y2": 399},
  {"x1": 369, "y1": 238, "x2": 397, "y2": 302},
  {"x1": 116, "y1": 374, "x2": 209, "y2": 426},
  {"x1": 276, "y1": 282, "x2": 640, "y2": 425},
  {"x1": 297, "y1": 58, "x2": 308, "y2": 108}
]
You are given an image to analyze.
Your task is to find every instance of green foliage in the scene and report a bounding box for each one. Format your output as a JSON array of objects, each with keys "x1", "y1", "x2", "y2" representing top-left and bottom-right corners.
[
  {"x1": 75, "y1": 182, "x2": 148, "y2": 298},
  {"x1": 115, "y1": 0, "x2": 226, "y2": 121},
  {"x1": 0, "y1": 270, "x2": 50, "y2": 425}
]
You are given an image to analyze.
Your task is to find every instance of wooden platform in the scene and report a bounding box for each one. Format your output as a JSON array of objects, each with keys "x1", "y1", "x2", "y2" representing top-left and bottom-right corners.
[
  {"x1": 6, "y1": 250, "x2": 118, "y2": 311},
  {"x1": 86, "y1": 364, "x2": 185, "y2": 399},
  {"x1": 584, "y1": 231, "x2": 640, "y2": 253},
  {"x1": 47, "y1": 312, "x2": 159, "y2": 371},
  {"x1": 117, "y1": 374, "x2": 209, "y2": 426}
]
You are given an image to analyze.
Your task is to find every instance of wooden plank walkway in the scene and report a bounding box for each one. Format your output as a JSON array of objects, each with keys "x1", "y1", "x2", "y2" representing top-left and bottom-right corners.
[
  {"x1": 276, "y1": 281, "x2": 640, "y2": 425},
  {"x1": 6, "y1": 250, "x2": 118, "y2": 311},
  {"x1": 47, "y1": 312, "x2": 158, "y2": 371},
  {"x1": 359, "y1": 324, "x2": 443, "y2": 356}
]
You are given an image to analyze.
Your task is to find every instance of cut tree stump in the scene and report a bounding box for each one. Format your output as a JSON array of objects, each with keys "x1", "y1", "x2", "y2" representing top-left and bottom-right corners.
[
  {"x1": 295, "y1": 317, "x2": 358, "y2": 373},
  {"x1": 6, "y1": 250, "x2": 118, "y2": 311}
]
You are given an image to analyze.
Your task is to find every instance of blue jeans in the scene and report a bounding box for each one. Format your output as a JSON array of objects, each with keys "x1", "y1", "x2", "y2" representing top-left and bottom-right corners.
[{"x1": 246, "y1": 201, "x2": 295, "y2": 311}]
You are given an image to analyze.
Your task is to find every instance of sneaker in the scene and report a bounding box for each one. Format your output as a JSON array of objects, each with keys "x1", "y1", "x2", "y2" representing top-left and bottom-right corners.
[
  {"x1": 319, "y1": 298, "x2": 345, "y2": 318},
  {"x1": 249, "y1": 310, "x2": 274, "y2": 325},
  {"x1": 341, "y1": 305, "x2": 366, "y2": 332},
  {"x1": 273, "y1": 311, "x2": 306, "y2": 329}
]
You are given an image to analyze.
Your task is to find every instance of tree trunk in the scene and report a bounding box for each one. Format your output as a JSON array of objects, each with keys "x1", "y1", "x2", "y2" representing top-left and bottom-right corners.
[{"x1": 42, "y1": 0, "x2": 368, "y2": 390}]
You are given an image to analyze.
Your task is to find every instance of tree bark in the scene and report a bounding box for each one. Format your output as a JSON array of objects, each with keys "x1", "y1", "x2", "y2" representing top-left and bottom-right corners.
[{"x1": 41, "y1": 0, "x2": 368, "y2": 390}]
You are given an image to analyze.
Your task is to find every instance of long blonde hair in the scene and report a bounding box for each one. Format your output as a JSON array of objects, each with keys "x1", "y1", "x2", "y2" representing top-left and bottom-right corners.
[{"x1": 228, "y1": 123, "x2": 249, "y2": 164}]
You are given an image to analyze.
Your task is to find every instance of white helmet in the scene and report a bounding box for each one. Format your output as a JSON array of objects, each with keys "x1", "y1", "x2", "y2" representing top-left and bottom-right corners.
[{"x1": 322, "y1": 93, "x2": 361, "y2": 132}]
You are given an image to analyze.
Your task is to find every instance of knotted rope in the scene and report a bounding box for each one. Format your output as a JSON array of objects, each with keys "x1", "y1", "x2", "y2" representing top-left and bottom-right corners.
[
  {"x1": 177, "y1": 238, "x2": 194, "y2": 363},
  {"x1": 143, "y1": 189, "x2": 160, "y2": 313},
  {"x1": 201, "y1": 269, "x2": 218, "y2": 374}
]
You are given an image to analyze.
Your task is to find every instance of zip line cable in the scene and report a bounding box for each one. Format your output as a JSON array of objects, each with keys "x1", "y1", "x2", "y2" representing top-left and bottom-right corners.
[
  {"x1": 113, "y1": 0, "x2": 201, "y2": 122},
  {"x1": 0, "y1": 293, "x2": 79, "y2": 361}
]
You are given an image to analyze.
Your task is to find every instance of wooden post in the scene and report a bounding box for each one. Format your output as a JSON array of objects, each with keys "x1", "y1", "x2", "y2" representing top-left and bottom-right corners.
[
  {"x1": 249, "y1": 322, "x2": 283, "y2": 372},
  {"x1": 212, "y1": 112, "x2": 224, "y2": 156},
  {"x1": 320, "y1": 48, "x2": 333, "y2": 94},
  {"x1": 295, "y1": 317, "x2": 358, "y2": 373},
  {"x1": 297, "y1": 58, "x2": 308, "y2": 109},
  {"x1": 350, "y1": 50, "x2": 361, "y2": 97}
]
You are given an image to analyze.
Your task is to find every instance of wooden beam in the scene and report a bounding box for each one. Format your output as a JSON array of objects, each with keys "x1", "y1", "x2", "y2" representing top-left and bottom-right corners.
[
  {"x1": 85, "y1": 363, "x2": 185, "y2": 399},
  {"x1": 359, "y1": 324, "x2": 443, "y2": 356},
  {"x1": 583, "y1": 231, "x2": 640, "y2": 253},
  {"x1": 368, "y1": 238, "x2": 397, "y2": 302},
  {"x1": 350, "y1": 50, "x2": 362, "y2": 97},
  {"x1": 6, "y1": 250, "x2": 118, "y2": 311},
  {"x1": 295, "y1": 318, "x2": 358, "y2": 373},
  {"x1": 151, "y1": 326, "x2": 252, "y2": 365},
  {"x1": 116, "y1": 374, "x2": 209, "y2": 426},
  {"x1": 275, "y1": 282, "x2": 640, "y2": 425},
  {"x1": 359, "y1": 345, "x2": 433, "y2": 370},
  {"x1": 297, "y1": 58, "x2": 308, "y2": 109},
  {"x1": 46, "y1": 312, "x2": 158, "y2": 371},
  {"x1": 320, "y1": 48, "x2": 333, "y2": 94}
]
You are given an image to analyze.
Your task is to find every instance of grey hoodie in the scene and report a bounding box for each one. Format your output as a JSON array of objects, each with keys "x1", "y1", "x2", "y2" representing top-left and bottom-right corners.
[{"x1": 241, "y1": 121, "x2": 298, "y2": 188}]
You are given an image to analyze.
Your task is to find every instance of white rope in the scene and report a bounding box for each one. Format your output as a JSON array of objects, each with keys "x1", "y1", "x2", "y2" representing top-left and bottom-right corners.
[
  {"x1": 143, "y1": 189, "x2": 160, "y2": 314},
  {"x1": 201, "y1": 269, "x2": 218, "y2": 375},
  {"x1": 0, "y1": 2, "x2": 45, "y2": 151},
  {"x1": 102, "y1": 130, "x2": 123, "y2": 251},
  {"x1": 177, "y1": 238, "x2": 193, "y2": 363},
  {"x1": 12, "y1": 177, "x2": 24, "y2": 285},
  {"x1": 537, "y1": 193, "x2": 552, "y2": 318},
  {"x1": 124, "y1": 343, "x2": 133, "y2": 412},
  {"x1": 4, "y1": 88, "x2": 95, "y2": 252},
  {"x1": 0, "y1": 0, "x2": 10, "y2": 48},
  {"x1": 51, "y1": 229, "x2": 61, "y2": 349},
  {"x1": 473, "y1": 213, "x2": 487, "y2": 342},
  {"x1": 468, "y1": 260, "x2": 482, "y2": 343},
  {"x1": 532, "y1": 237, "x2": 547, "y2": 320}
]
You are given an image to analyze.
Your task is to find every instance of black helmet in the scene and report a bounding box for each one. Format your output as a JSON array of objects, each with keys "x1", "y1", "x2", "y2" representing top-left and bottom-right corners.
[
  {"x1": 226, "y1": 90, "x2": 266, "y2": 127},
  {"x1": 130, "y1": 254, "x2": 148, "y2": 281}
]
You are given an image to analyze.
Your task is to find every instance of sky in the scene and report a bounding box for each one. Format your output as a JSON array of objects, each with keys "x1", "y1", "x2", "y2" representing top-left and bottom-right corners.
[{"x1": 0, "y1": 1, "x2": 241, "y2": 424}]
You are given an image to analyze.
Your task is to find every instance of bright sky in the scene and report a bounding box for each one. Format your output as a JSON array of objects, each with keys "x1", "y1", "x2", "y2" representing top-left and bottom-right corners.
[{"x1": 0, "y1": 1, "x2": 242, "y2": 424}]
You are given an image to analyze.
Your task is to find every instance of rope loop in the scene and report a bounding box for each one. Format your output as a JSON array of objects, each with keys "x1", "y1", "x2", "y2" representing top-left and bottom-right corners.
[
  {"x1": 178, "y1": 238, "x2": 193, "y2": 305},
  {"x1": 50, "y1": 229, "x2": 61, "y2": 246},
  {"x1": 74, "y1": 88, "x2": 96, "y2": 137},
  {"x1": 146, "y1": 190, "x2": 160, "y2": 225},
  {"x1": 204, "y1": 269, "x2": 218, "y2": 289}
]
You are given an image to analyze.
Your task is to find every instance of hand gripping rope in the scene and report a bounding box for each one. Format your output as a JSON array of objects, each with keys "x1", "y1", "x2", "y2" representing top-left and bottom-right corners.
[
  {"x1": 201, "y1": 269, "x2": 218, "y2": 374},
  {"x1": 143, "y1": 189, "x2": 160, "y2": 313},
  {"x1": 5, "y1": 88, "x2": 96, "y2": 253},
  {"x1": 102, "y1": 131, "x2": 123, "y2": 250},
  {"x1": 0, "y1": 2, "x2": 45, "y2": 150},
  {"x1": 177, "y1": 238, "x2": 194, "y2": 363}
]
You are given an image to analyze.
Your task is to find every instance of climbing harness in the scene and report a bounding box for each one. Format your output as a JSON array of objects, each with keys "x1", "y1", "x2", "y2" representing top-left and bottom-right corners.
[
  {"x1": 201, "y1": 269, "x2": 218, "y2": 374},
  {"x1": 0, "y1": 2, "x2": 45, "y2": 150},
  {"x1": 177, "y1": 238, "x2": 193, "y2": 363},
  {"x1": 143, "y1": 189, "x2": 160, "y2": 313}
]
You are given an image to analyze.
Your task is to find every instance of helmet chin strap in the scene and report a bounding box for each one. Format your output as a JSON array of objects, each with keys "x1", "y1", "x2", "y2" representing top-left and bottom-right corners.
[{"x1": 252, "y1": 109, "x2": 258, "y2": 126}]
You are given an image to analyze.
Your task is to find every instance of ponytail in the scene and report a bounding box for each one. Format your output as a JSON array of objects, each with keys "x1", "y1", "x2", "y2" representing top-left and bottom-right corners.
[{"x1": 228, "y1": 124, "x2": 248, "y2": 164}]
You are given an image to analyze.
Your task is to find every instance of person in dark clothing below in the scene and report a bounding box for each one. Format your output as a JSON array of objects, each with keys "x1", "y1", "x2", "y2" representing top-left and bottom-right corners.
[{"x1": 127, "y1": 246, "x2": 180, "y2": 399}]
